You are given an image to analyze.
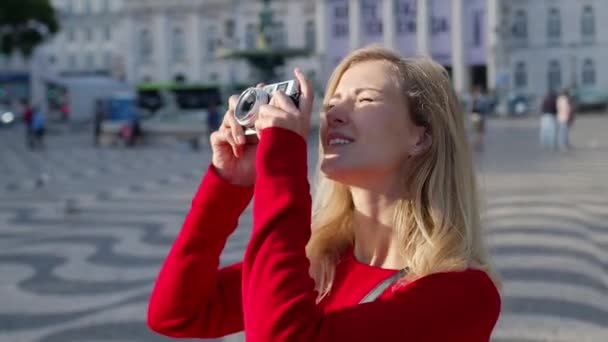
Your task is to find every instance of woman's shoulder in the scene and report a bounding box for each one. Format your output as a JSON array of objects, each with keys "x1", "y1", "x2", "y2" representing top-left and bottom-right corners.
[
  {"x1": 394, "y1": 268, "x2": 501, "y2": 306},
  {"x1": 407, "y1": 268, "x2": 497, "y2": 291}
]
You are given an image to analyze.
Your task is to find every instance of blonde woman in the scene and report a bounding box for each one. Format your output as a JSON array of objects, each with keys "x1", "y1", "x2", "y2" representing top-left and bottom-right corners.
[{"x1": 148, "y1": 47, "x2": 501, "y2": 341}]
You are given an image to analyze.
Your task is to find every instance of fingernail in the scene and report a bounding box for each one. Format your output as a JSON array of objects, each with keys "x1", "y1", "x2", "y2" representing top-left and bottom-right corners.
[
  {"x1": 295, "y1": 67, "x2": 302, "y2": 75},
  {"x1": 237, "y1": 135, "x2": 243, "y2": 144}
]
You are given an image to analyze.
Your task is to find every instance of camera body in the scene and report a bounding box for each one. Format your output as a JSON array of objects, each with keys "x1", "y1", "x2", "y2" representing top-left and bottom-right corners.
[{"x1": 233, "y1": 79, "x2": 300, "y2": 135}]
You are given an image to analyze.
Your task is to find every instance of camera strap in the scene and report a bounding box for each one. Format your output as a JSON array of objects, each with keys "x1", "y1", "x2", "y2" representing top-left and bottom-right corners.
[{"x1": 359, "y1": 267, "x2": 409, "y2": 304}]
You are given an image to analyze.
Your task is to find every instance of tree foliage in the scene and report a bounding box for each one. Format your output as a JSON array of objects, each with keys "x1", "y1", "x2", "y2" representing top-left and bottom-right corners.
[{"x1": 0, "y1": 0, "x2": 59, "y2": 57}]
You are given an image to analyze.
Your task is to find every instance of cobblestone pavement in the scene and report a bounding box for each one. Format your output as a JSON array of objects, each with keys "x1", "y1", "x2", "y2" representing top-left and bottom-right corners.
[{"x1": 0, "y1": 115, "x2": 607, "y2": 342}]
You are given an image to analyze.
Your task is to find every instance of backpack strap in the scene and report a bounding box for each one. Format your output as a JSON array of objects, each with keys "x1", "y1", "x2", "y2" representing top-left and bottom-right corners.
[{"x1": 359, "y1": 268, "x2": 409, "y2": 304}]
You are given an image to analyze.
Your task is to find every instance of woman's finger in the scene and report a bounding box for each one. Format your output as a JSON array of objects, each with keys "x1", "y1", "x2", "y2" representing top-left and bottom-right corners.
[
  {"x1": 219, "y1": 127, "x2": 241, "y2": 157},
  {"x1": 294, "y1": 68, "x2": 314, "y2": 116},
  {"x1": 227, "y1": 94, "x2": 239, "y2": 113},
  {"x1": 270, "y1": 90, "x2": 299, "y2": 115},
  {"x1": 221, "y1": 104, "x2": 245, "y2": 146}
]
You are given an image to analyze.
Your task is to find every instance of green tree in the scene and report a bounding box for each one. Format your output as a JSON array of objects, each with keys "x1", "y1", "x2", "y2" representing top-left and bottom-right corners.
[{"x1": 0, "y1": 0, "x2": 59, "y2": 57}]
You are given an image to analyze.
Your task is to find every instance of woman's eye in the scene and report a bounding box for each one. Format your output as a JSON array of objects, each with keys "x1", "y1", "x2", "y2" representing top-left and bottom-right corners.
[{"x1": 359, "y1": 98, "x2": 374, "y2": 103}]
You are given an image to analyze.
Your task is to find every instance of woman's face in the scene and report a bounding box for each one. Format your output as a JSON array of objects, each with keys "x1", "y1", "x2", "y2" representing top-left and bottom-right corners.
[{"x1": 320, "y1": 60, "x2": 425, "y2": 185}]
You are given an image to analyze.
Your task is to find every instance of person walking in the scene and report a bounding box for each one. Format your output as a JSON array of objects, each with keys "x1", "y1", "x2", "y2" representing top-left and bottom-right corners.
[
  {"x1": 469, "y1": 85, "x2": 488, "y2": 151},
  {"x1": 148, "y1": 47, "x2": 501, "y2": 341},
  {"x1": 93, "y1": 100, "x2": 105, "y2": 147},
  {"x1": 21, "y1": 99, "x2": 34, "y2": 149},
  {"x1": 556, "y1": 90, "x2": 573, "y2": 151},
  {"x1": 30, "y1": 106, "x2": 46, "y2": 149},
  {"x1": 539, "y1": 90, "x2": 558, "y2": 149}
]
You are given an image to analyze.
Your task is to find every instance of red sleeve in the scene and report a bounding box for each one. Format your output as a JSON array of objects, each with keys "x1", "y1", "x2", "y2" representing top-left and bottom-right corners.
[
  {"x1": 148, "y1": 164, "x2": 253, "y2": 338},
  {"x1": 242, "y1": 127, "x2": 501, "y2": 342}
]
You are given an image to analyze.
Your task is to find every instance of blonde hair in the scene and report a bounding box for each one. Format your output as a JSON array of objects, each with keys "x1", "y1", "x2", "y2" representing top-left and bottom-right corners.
[{"x1": 306, "y1": 46, "x2": 499, "y2": 301}]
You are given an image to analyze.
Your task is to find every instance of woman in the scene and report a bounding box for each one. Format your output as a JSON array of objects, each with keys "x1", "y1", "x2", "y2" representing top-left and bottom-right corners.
[{"x1": 148, "y1": 47, "x2": 501, "y2": 341}]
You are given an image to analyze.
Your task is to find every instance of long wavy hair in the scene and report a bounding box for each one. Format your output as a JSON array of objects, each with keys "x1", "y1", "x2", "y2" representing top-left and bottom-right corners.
[{"x1": 306, "y1": 46, "x2": 498, "y2": 302}]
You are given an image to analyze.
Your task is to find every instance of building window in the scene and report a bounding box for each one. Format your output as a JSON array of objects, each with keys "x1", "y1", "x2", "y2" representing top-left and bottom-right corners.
[
  {"x1": 225, "y1": 19, "x2": 235, "y2": 39},
  {"x1": 245, "y1": 23, "x2": 256, "y2": 49},
  {"x1": 332, "y1": 3, "x2": 349, "y2": 38},
  {"x1": 206, "y1": 25, "x2": 218, "y2": 60},
  {"x1": 104, "y1": 51, "x2": 112, "y2": 69},
  {"x1": 396, "y1": 0, "x2": 416, "y2": 34},
  {"x1": 514, "y1": 62, "x2": 527, "y2": 88},
  {"x1": 547, "y1": 60, "x2": 561, "y2": 91},
  {"x1": 431, "y1": 17, "x2": 449, "y2": 35},
  {"x1": 512, "y1": 9, "x2": 527, "y2": 41},
  {"x1": 582, "y1": 59, "x2": 596, "y2": 86},
  {"x1": 271, "y1": 22, "x2": 286, "y2": 48},
  {"x1": 139, "y1": 29, "x2": 152, "y2": 62},
  {"x1": 86, "y1": 53, "x2": 95, "y2": 70},
  {"x1": 68, "y1": 54, "x2": 77, "y2": 69},
  {"x1": 85, "y1": 27, "x2": 93, "y2": 41},
  {"x1": 171, "y1": 27, "x2": 186, "y2": 62},
  {"x1": 547, "y1": 8, "x2": 561, "y2": 45},
  {"x1": 362, "y1": 0, "x2": 382, "y2": 36},
  {"x1": 581, "y1": 5, "x2": 595, "y2": 43},
  {"x1": 305, "y1": 20, "x2": 315, "y2": 51},
  {"x1": 102, "y1": 0, "x2": 110, "y2": 12},
  {"x1": 104, "y1": 26, "x2": 111, "y2": 41}
]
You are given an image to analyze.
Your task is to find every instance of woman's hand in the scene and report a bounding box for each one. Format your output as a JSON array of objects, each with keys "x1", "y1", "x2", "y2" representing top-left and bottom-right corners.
[
  {"x1": 254, "y1": 68, "x2": 314, "y2": 140},
  {"x1": 210, "y1": 94, "x2": 258, "y2": 186}
]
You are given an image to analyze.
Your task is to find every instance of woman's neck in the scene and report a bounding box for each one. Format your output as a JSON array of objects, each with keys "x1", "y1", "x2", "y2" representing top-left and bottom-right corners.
[{"x1": 349, "y1": 184, "x2": 407, "y2": 270}]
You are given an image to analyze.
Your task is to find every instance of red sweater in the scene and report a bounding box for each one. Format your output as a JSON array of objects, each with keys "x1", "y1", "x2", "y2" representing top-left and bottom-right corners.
[{"x1": 148, "y1": 127, "x2": 501, "y2": 341}]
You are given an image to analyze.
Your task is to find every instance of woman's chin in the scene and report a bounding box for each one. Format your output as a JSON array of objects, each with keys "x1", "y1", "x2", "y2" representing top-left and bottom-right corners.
[{"x1": 320, "y1": 161, "x2": 357, "y2": 184}]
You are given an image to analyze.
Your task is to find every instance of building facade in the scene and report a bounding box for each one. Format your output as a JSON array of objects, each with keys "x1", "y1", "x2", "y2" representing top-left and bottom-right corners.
[
  {"x1": 500, "y1": 0, "x2": 607, "y2": 99},
  {"x1": 41, "y1": 0, "x2": 126, "y2": 77},
  {"x1": 120, "y1": 0, "x2": 318, "y2": 87},
  {"x1": 318, "y1": 0, "x2": 491, "y2": 95},
  {"x1": 2, "y1": 0, "x2": 607, "y2": 105}
]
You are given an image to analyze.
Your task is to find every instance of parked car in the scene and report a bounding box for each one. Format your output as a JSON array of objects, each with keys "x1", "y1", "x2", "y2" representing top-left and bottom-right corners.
[{"x1": 572, "y1": 88, "x2": 608, "y2": 112}]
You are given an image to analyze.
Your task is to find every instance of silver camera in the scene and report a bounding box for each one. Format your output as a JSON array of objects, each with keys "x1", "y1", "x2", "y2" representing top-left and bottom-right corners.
[{"x1": 234, "y1": 79, "x2": 300, "y2": 135}]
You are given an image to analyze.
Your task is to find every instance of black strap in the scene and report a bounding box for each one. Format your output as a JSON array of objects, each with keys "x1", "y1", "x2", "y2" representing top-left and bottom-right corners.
[{"x1": 359, "y1": 268, "x2": 409, "y2": 304}]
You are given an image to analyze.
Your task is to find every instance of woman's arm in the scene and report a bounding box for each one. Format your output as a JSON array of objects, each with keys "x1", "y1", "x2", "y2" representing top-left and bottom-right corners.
[
  {"x1": 148, "y1": 165, "x2": 253, "y2": 338},
  {"x1": 242, "y1": 128, "x2": 501, "y2": 341}
]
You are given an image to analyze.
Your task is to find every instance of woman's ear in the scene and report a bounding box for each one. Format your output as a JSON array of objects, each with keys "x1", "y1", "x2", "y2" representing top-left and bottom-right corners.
[{"x1": 410, "y1": 130, "x2": 432, "y2": 157}]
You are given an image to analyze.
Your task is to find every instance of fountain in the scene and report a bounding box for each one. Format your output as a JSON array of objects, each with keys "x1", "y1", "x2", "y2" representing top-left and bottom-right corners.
[{"x1": 218, "y1": 0, "x2": 311, "y2": 83}]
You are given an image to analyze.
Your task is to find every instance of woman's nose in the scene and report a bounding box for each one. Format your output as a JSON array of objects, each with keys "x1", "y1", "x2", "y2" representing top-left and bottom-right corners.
[{"x1": 325, "y1": 103, "x2": 349, "y2": 127}]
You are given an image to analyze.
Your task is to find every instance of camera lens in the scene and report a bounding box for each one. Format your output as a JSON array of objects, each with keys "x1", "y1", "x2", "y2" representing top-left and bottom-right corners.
[
  {"x1": 240, "y1": 91, "x2": 256, "y2": 113},
  {"x1": 234, "y1": 88, "x2": 269, "y2": 127}
]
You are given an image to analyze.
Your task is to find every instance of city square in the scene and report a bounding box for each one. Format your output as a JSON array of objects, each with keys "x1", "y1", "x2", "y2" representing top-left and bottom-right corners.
[{"x1": 0, "y1": 114, "x2": 607, "y2": 341}]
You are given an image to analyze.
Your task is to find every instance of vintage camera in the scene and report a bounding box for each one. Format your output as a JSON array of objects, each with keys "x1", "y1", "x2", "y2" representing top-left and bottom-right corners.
[{"x1": 233, "y1": 79, "x2": 300, "y2": 136}]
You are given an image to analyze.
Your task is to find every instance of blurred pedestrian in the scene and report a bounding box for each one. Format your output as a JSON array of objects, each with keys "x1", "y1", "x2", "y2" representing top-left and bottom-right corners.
[
  {"x1": 21, "y1": 99, "x2": 34, "y2": 149},
  {"x1": 539, "y1": 90, "x2": 558, "y2": 149},
  {"x1": 469, "y1": 85, "x2": 488, "y2": 151},
  {"x1": 93, "y1": 100, "x2": 105, "y2": 147},
  {"x1": 31, "y1": 106, "x2": 47, "y2": 149},
  {"x1": 556, "y1": 89, "x2": 573, "y2": 151},
  {"x1": 206, "y1": 101, "x2": 220, "y2": 134}
]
